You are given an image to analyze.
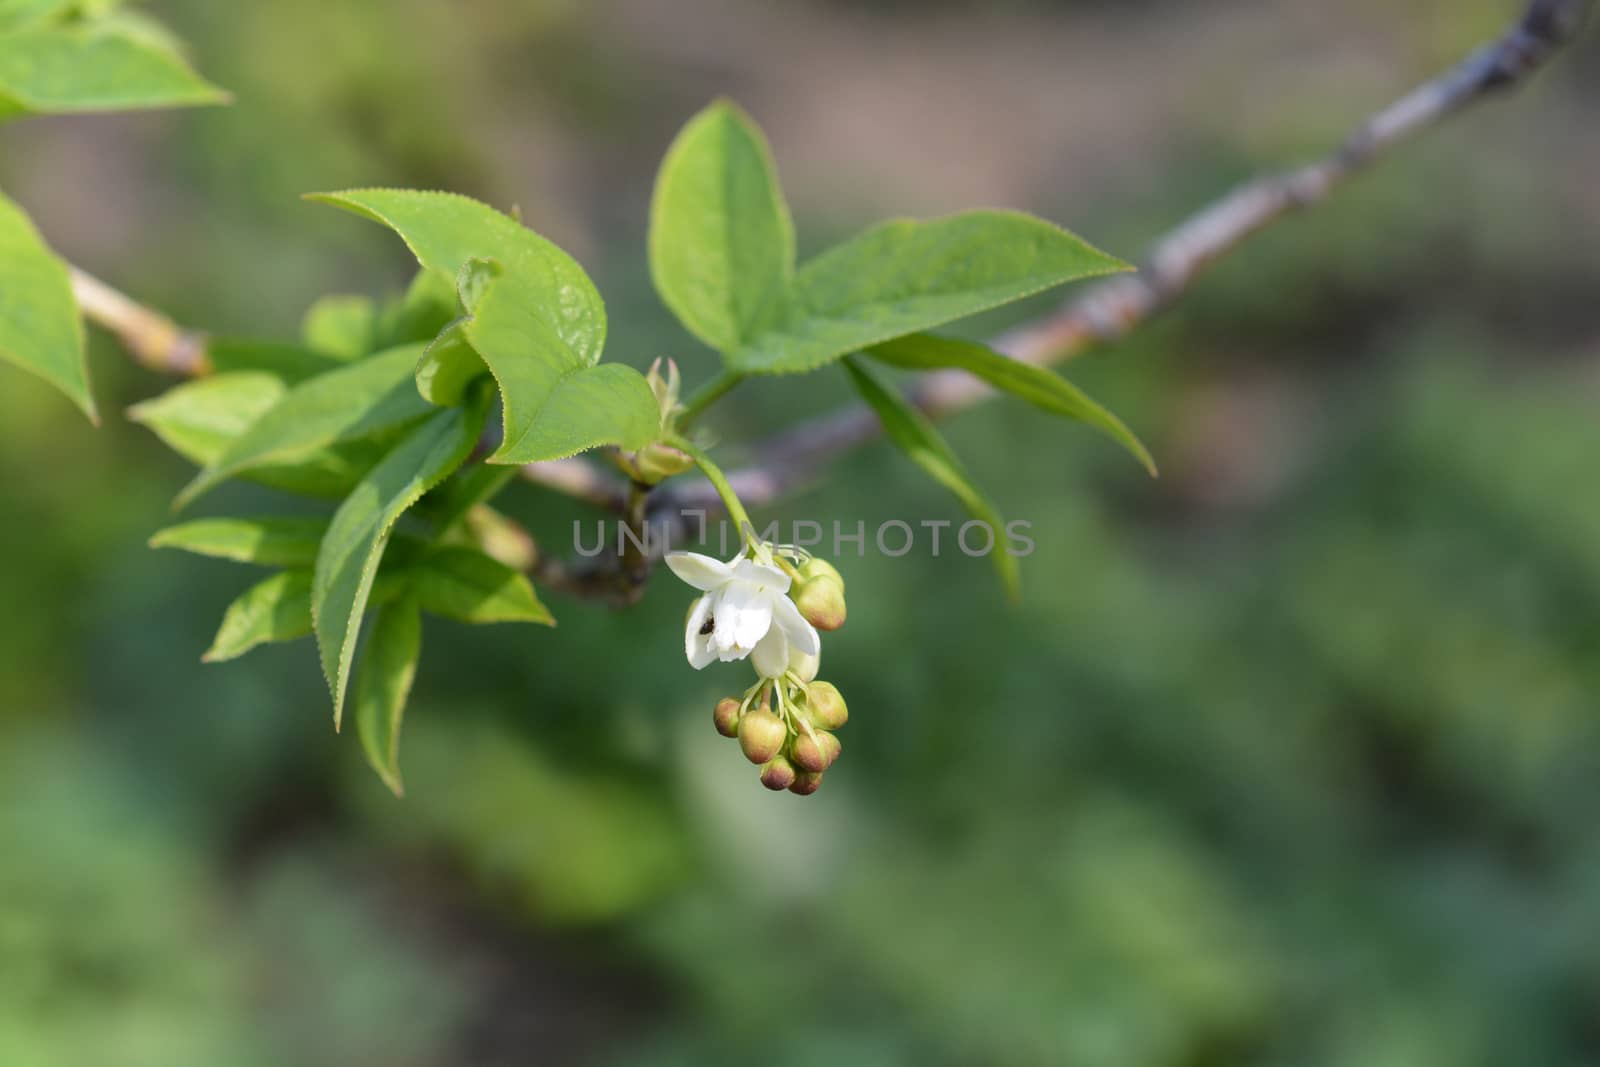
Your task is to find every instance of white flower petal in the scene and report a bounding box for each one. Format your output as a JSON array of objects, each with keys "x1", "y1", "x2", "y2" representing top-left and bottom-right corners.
[
  {"x1": 732, "y1": 557, "x2": 791, "y2": 594},
  {"x1": 771, "y1": 592, "x2": 820, "y2": 656},
  {"x1": 684, "y1": 594, "x2": 717, "y2": 669},
  {"x1": 751, "y1": 625, "x2": 790, "y2": 679},
  {"x1": 713, "y1": 583, "x2": 774, "y2": 653},
  {"x1": 665, "y1": 551, "x2": 737, "y2": 592}
]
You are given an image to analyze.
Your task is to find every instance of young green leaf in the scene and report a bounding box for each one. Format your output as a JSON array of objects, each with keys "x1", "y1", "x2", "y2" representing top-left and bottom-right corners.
[
  {"x1": 414, "y1": 317, "x2": 488, "y2": 406},
  {"x1": 649, "y1": 99, "x2": 794, "y2": 354},
  {"x1": 413, "y1": 546, "x2": 553, "y2": 626},
  {"x1": 0, "y1": 0, "x2": 75, "y2": 31},
  {"x1": 176, "y1": 344, "x2": 433, "y2": 510},
  {"x1": 313, "y1": 392, "x2": 488, "y2": 729},
  {"x1": 206, "y1": 338, "x2": 348, "y2": 384},
  {"x1": 308, "y1": 189, "x2": 607, "y2": 361},
  {"x1": 203, "y1": 570, "x2": 314, "y2": 663},
  {"x1": 374, "y1": 268, "x2": 460, "y2": 349},
  {"x1": 420, "y1": 463, "x2": 518, "y2": 536},
  {"x1": 150, "y1": 516, "x2": 328, "y2": 568},
  {"x1": 131, "y1": 371, "x2": 407, "y2": 499},
  {"x1": 128, "y1": 373, "x2": 283, "y2": 466},
  {"x1": 354, "y1": 594, "x2": 422, "y2": 797},
  {"x1": 301, "y1": 295, "x2": 376, "y2": 360},
  {"x1": 0, "y1": 189, "x2": 91, "y2": 419},
  {"x1": 843, "y1": 356, "x2": 1020, "y2": 599},
  {"x1": 0, "y1": 22, "x2": 227, "y2": 121},
  {"x1": 867, "y1": 333, "x2": 1156, "y2": 476},
  {"x1": 730, "y1": 212, "x2": 1128, "y2": 375},
  {"x1": 460, "y1": 257, "x2": 657, "y2": 461},
  {"x1": 308, "y1": 189, "x2": 659, "y2": 464}
]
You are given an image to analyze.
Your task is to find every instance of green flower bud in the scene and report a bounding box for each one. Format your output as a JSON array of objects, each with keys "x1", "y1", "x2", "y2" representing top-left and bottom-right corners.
[
  {"x1": 788, "y1": 645, "x2": 820, "y2": 684},
  {"x1": 713, "y1": 697, "x2": 741, "y2": 739},
  {"x1": 788, "y1": 770, "x2": 824, "y2": 796},
  {"x1": 759, "y1": 756, "x2": 797, "y2": 792},
  {"x1": 790, "y1": 730, "x2": 840, "y2": 773},
  {"x1": 738, "y1": 707, "x2": 786, "y2": 765},
  {"x1": 793, "y1": 576, "x2": 847, "y2": 631},
  {"x1": 803, "y1": 681, "x2": 848, "y2": 731},
  {"x1": 633, "y1": 441, "x2": 695, "y2": 484},
  {"x1": 799, "y1": 557, "x2": 844, "y2": 592}
]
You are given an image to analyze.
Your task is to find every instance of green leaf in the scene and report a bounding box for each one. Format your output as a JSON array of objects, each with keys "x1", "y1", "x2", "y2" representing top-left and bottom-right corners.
[
  {"x1": 203, "y1": 570, "x2": 313, "y2": 664},
  {"x1": 129, "y1": 372, "x2": 287, "y2": 466},
  {"x1": 150, "y1": 516, "x2": 328, "y2": 568},
  {"x1": 354, "y1": 594, "x2": 422, "y2": 797},
  {"x1": 730, "y1": 212, "x2": 1128, "y2": 375},
  {"x1": 130, "y1": 371, "x2": 406, "y2": 500},
  {"x1": 0, "y1": 22, "x2": 226, "y2": 121},
  {"x1": 0, "y1": 0, "x2": 67, "y2": 30},
  {"x1": 308, "y1": 189, "x2": 660, "y2": 464},
  {"x1": 313, "y1": 392, "x2": 488, "y2": 729},
  {"x1": 649, "y1": 99, "x2": 793, "y2": 355},
  {"x1": 374, "y1": 267, "x2": 460, "y2": 349},
  {"x1": 867, "y1": 333, "x2": 1157, "y2": 476},
  {"x1": 413, "y1": 546, "x2": 553, "y2": 626},
  {"x1": 414, "y1": 317, "x2": 487, "y2": 406},
  {"x1": 301, "y1": 295, "x2": 376, "y2": 360},
  {"x1": 421, "y1": 462, "x2": 518, "y2": 535},
  {"x1": 0, "y1": 1, "x2": 135, "y2": 32},
  {"x1": 206, "y1": 338, "x2": 347, "y2": 384},
  {"x1": 843, "y1": 356, "x2": 1020, "y2": 599},
  {"x1": 0, "y1": 189, "x2": 91, "y2": 418},
  {"x1": 177, "y1": 344, "x2": 434, "y2": 510}
]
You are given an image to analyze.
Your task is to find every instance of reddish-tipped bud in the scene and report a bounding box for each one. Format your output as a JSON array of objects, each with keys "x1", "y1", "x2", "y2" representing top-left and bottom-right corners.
[
  {"x1": 713, "y1": 698, "x2": 741, "y2": 739},
  {"x1": 803, "y1": 682, "x2": 848, "y2": 731},
  {"x1": 738, "y1": 707, "x2": 787, "y2": 765},
  {"x1": 793, "y1": 576, "x2": 846, "y2": 631},
  {"x1": 791, "y1": 730, "x2": 840, "y2": 773},
  {"x1": 789, "y1": 770, "x2": 824, "y2": 796},
  {"x1": 759, "y1": 756, "x2": 797, "y2": 791}
]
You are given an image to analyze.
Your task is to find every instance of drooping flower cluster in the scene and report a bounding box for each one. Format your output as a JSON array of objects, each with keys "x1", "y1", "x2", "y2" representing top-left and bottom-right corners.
[{"x1": 667, "y1": 543, "x2": 850, "y2": 796}]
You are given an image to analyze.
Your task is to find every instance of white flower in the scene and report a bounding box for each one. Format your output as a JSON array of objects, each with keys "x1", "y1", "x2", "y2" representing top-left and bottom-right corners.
[{"x1": 668, "y1": 550, "x2": 820, "y2": 672}]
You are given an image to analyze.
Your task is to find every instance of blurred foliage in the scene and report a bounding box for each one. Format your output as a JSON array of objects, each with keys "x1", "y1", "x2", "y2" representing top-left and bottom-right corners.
[{"x1": 2, "y1": 1, "x2": 1600, "y2": 1065}]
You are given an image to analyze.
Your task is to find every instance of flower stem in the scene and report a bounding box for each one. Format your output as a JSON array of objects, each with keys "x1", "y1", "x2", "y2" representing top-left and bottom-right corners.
[
  {"x1": 677, "y1": 370, "x2": 744, "y2": 428},
  {"x1": 668, "y1": 433, "x2": 753, "y2": 537}
]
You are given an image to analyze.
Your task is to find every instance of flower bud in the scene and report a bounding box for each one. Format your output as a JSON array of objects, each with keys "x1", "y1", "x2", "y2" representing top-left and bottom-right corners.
[
  {"x1": 803, "y1": 682, "x2": 848, "y2": 731},
  {"x1": 799, "y1": 557, "x2": 844, "y2": 592},
  {"x1": 788, "y1": 770, "x2": 824, "y2": 796},
  {"x1": 759, "y1": 756, "x2": 797, "y2": 791},
  {"x1": 750, "y1": 631, "x2": 789, "y2": 680},
  {"x1": 633, "y1": 441, "x2": 694, "y2": 484},
  {"x1": 793, "y1": 576, "x2": 846, "y2": 631},
  {"x1": 738, "y1": 707, "x2": 787, "y2": 765},
  {"x1": 713, "y1": 697, "x2": 741, "y2": 739},
  {"x1": 790, "y1": 730, "x2": 840, "y2": 773},
  {"x1": 787, "y1": 645, "x2": 820, "y2": 684}
]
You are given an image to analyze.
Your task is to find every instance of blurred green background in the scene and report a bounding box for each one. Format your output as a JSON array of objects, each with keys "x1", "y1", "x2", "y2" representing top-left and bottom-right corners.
[{"x1": 4, "y1": 1, "x2": 1600, "y2": 1064}]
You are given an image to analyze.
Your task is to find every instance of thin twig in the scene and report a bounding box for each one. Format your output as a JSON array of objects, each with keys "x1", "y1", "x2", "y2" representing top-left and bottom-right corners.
[{"x1": 69, "y1": 266, "x2": 210, "y2": 377}]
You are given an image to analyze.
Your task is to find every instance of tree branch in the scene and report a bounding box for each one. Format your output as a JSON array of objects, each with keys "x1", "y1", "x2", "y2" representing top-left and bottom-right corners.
[
  {"x1": 76, "y1": 0, "x2": 1589, "y2": 597},
  {"x1": 70, "y1": 266, "x2": 210, "y2": 377},
  {"x1": 657, "y1": 0, "x2": 1591, "y2": 517}
]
